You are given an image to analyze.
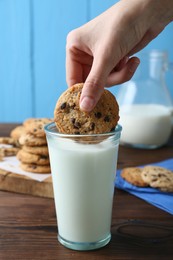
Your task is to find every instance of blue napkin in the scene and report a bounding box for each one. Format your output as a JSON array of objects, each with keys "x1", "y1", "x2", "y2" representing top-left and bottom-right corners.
[{"x1": 115, "y1": 158, "x2": 173, "y2": 215}]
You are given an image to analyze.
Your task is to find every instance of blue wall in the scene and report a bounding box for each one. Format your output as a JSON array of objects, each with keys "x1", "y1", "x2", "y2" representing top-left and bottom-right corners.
[{"x1": 0, "y1": 0, "x2": 172, "y2": 122}]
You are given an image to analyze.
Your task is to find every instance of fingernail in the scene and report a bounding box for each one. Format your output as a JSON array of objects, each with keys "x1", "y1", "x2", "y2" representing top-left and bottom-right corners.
[
  {"x1": 80, "y1": 96, "x2": 95, "y2": 112},
  {"x1": 129, "y1": 60, "x2": 140, "y2": 73}
]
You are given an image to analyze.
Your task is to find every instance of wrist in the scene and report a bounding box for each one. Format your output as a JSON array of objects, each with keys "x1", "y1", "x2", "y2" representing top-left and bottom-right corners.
[{"x1": 144, "y1": 0, "x2": 173, "y2": 24}]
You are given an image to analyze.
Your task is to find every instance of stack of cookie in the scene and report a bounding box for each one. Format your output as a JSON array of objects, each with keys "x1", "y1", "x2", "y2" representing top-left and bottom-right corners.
[{"x1": 16, "y1": 118, "x2": 53, "y2": 173}]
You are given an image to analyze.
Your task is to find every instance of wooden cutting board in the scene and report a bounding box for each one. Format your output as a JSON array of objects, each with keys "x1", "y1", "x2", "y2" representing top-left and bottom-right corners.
[{"x1": 0, "y1": 168, "x2": 53, "y2": 198}]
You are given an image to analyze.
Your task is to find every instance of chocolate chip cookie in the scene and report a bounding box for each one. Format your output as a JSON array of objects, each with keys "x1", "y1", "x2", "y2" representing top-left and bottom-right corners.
[
  {"x1": 0, "y1": 137, "x2": 18, "y2": 146},
  {"x1": 10, "y1": 125, "x2": 26, "y2": 140},
  {"x1": 19, "y1": 133, "x2": 47, "y2": 147},
  {"x1": 0, "y1": 149, "x2": 4, "y2": 161},
  {"x1": 25, "y1": 118, "x2": 53, "y2": 137},
  {"x1": 54, "y1": 83, "x2": 119, "y2": 134},
  {"x1": 141, "y1": 166, "x2": 173, "y2": 192},
  {"x1": 0, "y1": 146, "x2": 20, "y2": 156},
  {"x1": 23, "y1": 118, "x2": 53, "y2": 127},
  {"x1": 22, "y1": 145, "x2": 49, "y2": 156},
  {"x1": 20, "y1": 162, "x2": 51, "y2": 173},
  {"x1": 17, "y1": 149, "x2": 49, "y2": 165},
  {"x1": 121, "y1": 167, "x2": 148, "y2": 187}
]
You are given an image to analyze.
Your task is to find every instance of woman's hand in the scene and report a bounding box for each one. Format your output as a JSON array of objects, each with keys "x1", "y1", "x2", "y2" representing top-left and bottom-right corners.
[{"x1": 66, "y1": 0, "x2": 173, "y2": 112}]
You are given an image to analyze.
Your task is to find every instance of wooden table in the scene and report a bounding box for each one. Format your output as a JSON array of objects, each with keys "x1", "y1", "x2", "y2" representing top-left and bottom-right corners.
[{"x1": 0, "y1": 124, "x2": 173, "y2": 260}]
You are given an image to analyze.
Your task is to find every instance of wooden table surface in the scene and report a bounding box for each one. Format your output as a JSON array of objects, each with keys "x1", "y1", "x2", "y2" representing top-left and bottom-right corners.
[{"x1": 0, "y1": 124, "x2": 173, "y2": 260}]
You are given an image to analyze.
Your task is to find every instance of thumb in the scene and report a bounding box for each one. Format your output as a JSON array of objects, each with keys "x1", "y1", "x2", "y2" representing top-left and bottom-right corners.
[{"x1": 80, "y1": 57, "x2": 110, "y2": 112}]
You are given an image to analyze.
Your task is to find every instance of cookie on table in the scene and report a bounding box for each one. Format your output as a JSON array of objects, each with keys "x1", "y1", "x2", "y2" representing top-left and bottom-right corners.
[
  {"x1": 20, "y1": 162, "x2": 51, "y2": 173},
  {"x1": 54, "y1": 83, "x2": 119, "y2": 134},
  {"x1": 19, "y1": 133, "x2": 47, "y2": 147},
  {"x1": 24, "y1": 118, "x2": 53, "y2": 137},
  {"x1": 0, "y1": 149, "x2": 4, "y2": 161},
  {"x1": 141, "y1": 166, "x2": 173, "y2": 192},
  {"x1": 0, "y1": 137, "x2": 18, "y2": 146},
  {"x1": 22, "y1": 145, "x2": 49, "y2": 156},
  {"x1": 121, "y1": 167, "x2": 148, "y2": 187},
  {"x1": 0, "y1": 147, "x2": 20, "y2": 156},
  {"x1": 10, "y1": 125, "x2": 26, "y2": 140},
  {"x1": 17, "y1": 149, "x2": 49, "y2": 165}
]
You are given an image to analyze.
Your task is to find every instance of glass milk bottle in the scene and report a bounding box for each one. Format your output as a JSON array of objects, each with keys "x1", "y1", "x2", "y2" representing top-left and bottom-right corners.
[{"x1": 117, "y1": 50, "x2": 173, "y2": 149}]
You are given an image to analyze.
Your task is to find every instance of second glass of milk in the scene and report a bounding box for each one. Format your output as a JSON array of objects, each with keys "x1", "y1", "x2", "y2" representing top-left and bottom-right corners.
[{"x1": 45, "y1": 122, "x2": 122, "y2": 251}]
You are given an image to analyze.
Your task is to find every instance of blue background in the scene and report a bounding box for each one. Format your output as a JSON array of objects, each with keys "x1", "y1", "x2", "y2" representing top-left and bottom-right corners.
[{"x1": 0, "y1": 0, "x2": 173, "y2": 122}]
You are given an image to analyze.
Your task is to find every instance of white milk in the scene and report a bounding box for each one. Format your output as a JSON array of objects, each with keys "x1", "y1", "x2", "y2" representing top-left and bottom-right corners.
[
  {"x1": 48, "y1": 137, "x2": 119, "y2": 244},
  {"x1": 119, "y1": 104, "x2": 172, "y2": 148}
]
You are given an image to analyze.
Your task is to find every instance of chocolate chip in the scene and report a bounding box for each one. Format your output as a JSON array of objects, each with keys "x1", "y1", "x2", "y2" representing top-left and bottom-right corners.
[
  {"x1": 69, "y1": 103, "x2": 76, "y2": 109},
  {"x1": 74, "y1": 122, "x2": 81, "y2": 129},
  {"x1": 71, "y1": 118, "x2": 75, "y2": 124},
  {"x1": 104, "y1": 116, "x2": 110, "y2": 122},
  {"x1": 90, "y1": 122, "x2": 95, "y2": 130},
  {"x1": 74, "y1": 131, "x2": 80, "y2": 135},
  {"x1": 40, "y1": 155, "x2": 48, "y2": 159},
  {"x1": 60, "y1": 102, "x2": 67, "y2": 109},
  {"x1": 95, "y1": 112, "x2": 102, "y2": 119},
  {"x1": 158, "y1": 173, "x2": 166, "y2": 178}
]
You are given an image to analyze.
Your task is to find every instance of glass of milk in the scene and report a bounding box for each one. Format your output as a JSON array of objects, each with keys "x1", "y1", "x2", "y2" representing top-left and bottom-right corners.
[{"x1": 45, "y1": 122, "x2": 122, "y2": 251}]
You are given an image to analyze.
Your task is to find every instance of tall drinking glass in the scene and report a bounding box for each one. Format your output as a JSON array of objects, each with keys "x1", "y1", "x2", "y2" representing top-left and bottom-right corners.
[{"x1": 45, "y1": 122, "x2": 122, "y2": 251}]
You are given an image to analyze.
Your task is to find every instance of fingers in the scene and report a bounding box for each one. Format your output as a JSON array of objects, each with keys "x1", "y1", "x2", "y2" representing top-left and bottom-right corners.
[
  {"x1": 66, "y1": 30, "x2": 94, "y2": 88},
  {"x1": 80, "y1": 55, "x2": 111, "y2": 112},
  {"x1": 66, "y1": 47, "x2": 94, "y2": 88},
  {"x1": 80, "y1": 81, "x2": 104, "y2": 113},
  {"x1": 106, "y1": 57, "x2": 140, "y2": 87},
  {"x1": 66, "y1": 47, "x2": 83, "y2": 87},
  {"x1": 80, "y1": 57, "x2": 140, "y2": 112}
]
